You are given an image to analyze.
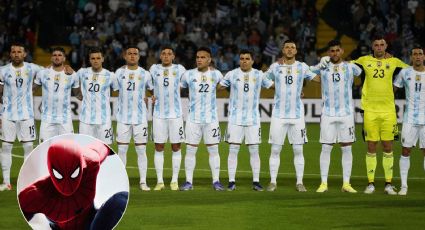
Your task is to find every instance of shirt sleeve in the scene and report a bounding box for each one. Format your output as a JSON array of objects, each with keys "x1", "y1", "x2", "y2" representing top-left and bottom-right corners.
[
  {"x1": 71, "y1": 73, "x2": 79, "y2": 88},
  {"x1": 350, "y1": 63, "x2": 363, "y2": 76},
  {"x1": 180, "y1": 71, "x2": 188, "y2": 88},
  {"x1": 34, "y1": 70, "x2": 43, "y2": 85},
  {"x1": 146, "y1": 71, "x2": 153, "y2": 90},
  {"x1": 303, "y1": 63, "x2": 317, "y2": 80},
  {"x1": 214, "y1": 70, "x2": 223, "y2": 84},
  {"x1": 220, "y1": 71, "x2": 232, "y2": 87},
  {"x1": 260, "y1": 71, "x2": 273, "y2": 88},
  {"x1": 110, "y1": 72, "x2": 119, "y2": 91},
  {"x1": 265, "y1": 63, "x2": 276, "y2": 81},
  {"x1": 393, "y1": 69, "x2": 405, "y2": 88}
]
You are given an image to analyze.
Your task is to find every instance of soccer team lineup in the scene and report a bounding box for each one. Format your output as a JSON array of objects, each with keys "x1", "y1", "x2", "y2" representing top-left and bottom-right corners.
[{"x1": 0, "y1": 37, "x2": 424, "y2": 228}]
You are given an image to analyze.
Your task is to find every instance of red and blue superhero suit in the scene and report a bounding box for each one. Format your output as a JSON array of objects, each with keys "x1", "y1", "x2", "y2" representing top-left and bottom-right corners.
[{"x1": 18, "y1": 139, "x2": 128, "y2": 230}]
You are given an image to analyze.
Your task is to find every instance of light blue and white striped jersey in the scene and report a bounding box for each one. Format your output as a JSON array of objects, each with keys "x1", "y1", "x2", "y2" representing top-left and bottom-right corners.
[
  {"x1": 149, "y1": 63, "x2": 186, "y2": 119},
  {"x1": 34, "y1": 68, "x2": 79, "y2": 124},
  {"x1": 311, "y1": 62, "x2": 362, "y2": 117},
  {"x1": 394, "y1": 67, "x2": 425, "y2": 124},
  {"x1": 181, "y1": 68, "x2": 223, "y2": 124},
  {"x1": 115, "y1": 66, "x2": 153, "y2": 124},
  {"x1": 220, "y1": 68, "x2": 273, "y2": 125},
  {"x1": 0, "y1": 62, "x2": 42, "y2": 121},
  {"x1": 266, "y1": 61, "x2": 316, "y2": 119},
  {"x1": 77, "y1": 67, "x2": 118, "y2": 125}
]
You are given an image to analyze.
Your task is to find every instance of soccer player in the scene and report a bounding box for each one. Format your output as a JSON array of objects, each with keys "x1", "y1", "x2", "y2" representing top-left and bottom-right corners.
[
  {"x1": 0, "y1": 43, "x2": 42, "y2": 191},
  {"x1": 219, "y1": 49, "x2": 273, "y2": 191},
  {"x1": 77, "y1": 47, "x2": 118, "y2": 145},
  {"x1": 311, "y1": 40, "x2": 362, "y2": 193},
  {"x1": 115, "y1": 45, "x2": 153, "y2": 191},
  {"x1": 393, "y1": 45, "x2": 425, "y2": 195},
  {"x1": 352, "y1": 36, "x2": 409, "y2": 194},
  {"x1": 180, "y1": 47, "x2": 224, "y2": 191},
  {"x1": 149, "y1": 46, "x2": 186, "y2": 191},
  {"x1": 266, "y1": 40, "x2": 318, "y2": 192},
  {"x1": 33, "y1": 47, "x2": 81, "y2": 143}
]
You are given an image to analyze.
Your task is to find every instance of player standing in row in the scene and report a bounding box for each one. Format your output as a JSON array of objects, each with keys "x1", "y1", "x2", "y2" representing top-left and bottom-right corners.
[
  {"x1": 266, "y1": 40, "x2": 318, "y2": 192},
  {"x1": 33, "y1": 47, "x2": 81, "y2": 143},
  {"x1": 311, "y1": 40, "x2": 362, "y2": 193},
  {"x1": 0, "y1": 43, "x2": 42, "y2": 191},
  {"x1": 352, "y1": 36, "x2": 408, "y2": 194},
  {"x1": 220, "y1": 50, "x2": 273, "y2": 191},
  {"x1": 149, "y1": 46, "x2": 186, "y2": 191},
  {"x1": 115, "y1": 46, "x2": 153, "y2": 191},
  {"x1": 393, "y1": 45, "x2": 425, "y2": 195},
  {"x1": 77, "y1": 48, "x2": 117, "y2": 145},
  {"x1": 180, "y1": 47, "x2": 225, "y2": 191}
]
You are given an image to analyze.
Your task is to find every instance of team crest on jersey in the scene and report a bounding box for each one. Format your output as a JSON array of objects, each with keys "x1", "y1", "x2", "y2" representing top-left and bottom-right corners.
[
  {"x1": 163, "y1": 69, "x2": 169, "y2": 77},
  {"x1": 333, "y1": 66, "x2": 339, "y2": 72},
  {"x1": 201, "y1": 75, "x2": 207, "y2": 82},
  {"x1": 16, "y1": 71, "x2": 21, "y2": 77},
  {"x1": 244, "y1": 74, "x2": 249, "y2": 82},
  {"x1": 377, "y1": 61, "x2": 382, "y2": 67},
  {"x1": 286, "y1": 67, "x2": 291, "y2": 74},
  {"x1": 54, "y1": 74, "x2": 60, "y2": 81},
  {"x1": 129, "y1": 73, "x2": 134, "y2": 80},
  {"x1": 92, "y1": 74, "x2": 98, "y2": 81},
  {"x1": 416, "y1": 75, "x2": 421, "y2": 81},
  {"x1": 386, "y1": 63, "x2": 390, "y2": 69}
]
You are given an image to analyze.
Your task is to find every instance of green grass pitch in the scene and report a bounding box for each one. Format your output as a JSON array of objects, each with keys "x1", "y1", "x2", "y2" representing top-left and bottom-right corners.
[{"x1": 1, "y1": 122, "x2": 425, "y2": 229}]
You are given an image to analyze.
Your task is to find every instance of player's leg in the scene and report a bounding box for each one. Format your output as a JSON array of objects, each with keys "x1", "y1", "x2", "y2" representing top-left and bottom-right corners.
[
  {"x1": 226, "y1": 123, "x2": 243, "y2": 190},
  {"x1": 246, "y1": 124, "x2": 262, "y2": 191},
  {"x1": 133, "y1": 123, "x2": 149, "y2": 191},
  {"x1": 204, "y1": 121, "x2": 223, "y2": 190},
  {"x1": 267, "y1": 117, "x2": 286, "y2": 191},
  {"x1": 116, "y1": 122, "x2": 131, "y2": 165},
  {"x1": 317, "y1": 115, "x2": 336, "y2": 192},
  {"x1": 399, "y1": 123, "x2": 417, "y2": 195},
  {"x1": 17, "y1": 119, "x2": 36, "y2": 161},
  {"x1": 363, "y1": 111, "x2": 379, "y2": 194},
  {"x1": 338, "y1": 115, "x2": 357, "y2": 193},
  {"x1": 288, "y1": 119, "x2": 308, "y2": 192},
  {"x1": 97, "y1": 122, "x2": 113, "y2": 145},
  {"x1": 381, "y1": 112, "x2": 397, "y2": 195},
  {"x1": 58, "y1": 119, "x2": 74, "y2": 136},
  {"x1": 153, "y1": 117, "x2": 167, "y2": 190},
  {"x1": 0, "y1": 118, "x2": 15, "y2": 191},
  {"x1": 169, "y1": 118, "x2": 184, "y2": 190},
  {"x1": 39, "y1": 121, "x2": 54, "y2": 143},
  {"x1": 181, "y1": 120, "x2": 201, "y2": 190}
]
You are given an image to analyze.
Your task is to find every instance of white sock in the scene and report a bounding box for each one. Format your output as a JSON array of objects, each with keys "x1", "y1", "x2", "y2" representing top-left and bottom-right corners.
[
  {"x1": 185, "y1": 145, "x2": 197, "y2": 184},
  {"x1": 207, "y1": 145, "x2": 220, "y2": 183},
  {"x1": 400, "y1": 155, "x2": 410, "y2": 188},
  {"x1": 1, "y1": 143, "x2": 12, "y2": 185},
  {"x1": 22, "y1": 142, "x2": 33, "y2": 161},
  {"x1": 319, "y1": 144, "x2": 333, "y2": 184},
  {"x1": 171, "y1": 150, "x2": 181, "y2": 183},
  {"x1": 249, "y1": 145, "x2": 260, "y2": 182},
  {"x1": 341, "y1": 145, "x2": 353, "y2": 184},
  {"x1": 117, "y1": 144, "x2": 128, "y2": 166},
  {"x1": 228, "y1": 144, "x2": 240, "y2": 182},
  {"x1": 269, "y1": 144, "x2": 282, "y2": 184},
  {"x1": 135, "y1": 145, "x2": 147, "y2": 184},
  {"x1": 293, "y1": 144, "x2": 304, "y2": 185},
  {"x1": 154, "y1": 150, "x2": 164, "y2": 184}
]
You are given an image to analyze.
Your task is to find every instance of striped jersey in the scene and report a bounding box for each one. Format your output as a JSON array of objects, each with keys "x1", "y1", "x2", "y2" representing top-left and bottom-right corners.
[
  {"x1": 0, "y1": 62, "x2": 42, "y2": 121},
  {"x1": 34, "y1": 68, "x2": 79, "y2": 124},
  {"x1": 181, "y1": 68, "x2": 223, "y2": 124},
  {"x1": 115, "y1": 66, "x2": 153, "y2": 124},
  {"x1": 149, "y1": 63, "x2": 186, "y2": 119},
  {"x1": 77, "y1": 67, "x2": 118, "y2": 124},
  {"x1": 394, "y1": 67, "x2": 425, "y2": 124},
  {"x1": 266, "y1": 61, "x2": 316, "y2": 119},
  {"x1": 220, "y1": 68, "x2": 273, "y2": 125},
  {"x1": 312, "y1": 62, "x2": 362, "y2": 117}
]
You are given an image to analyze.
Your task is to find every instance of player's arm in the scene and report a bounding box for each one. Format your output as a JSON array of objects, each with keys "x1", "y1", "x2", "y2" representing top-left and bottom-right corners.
[
  {"x1": 393, "y1": 69, "x2": 405, "y2": 93},
  {"x1": 72, "y1": 87, "x2": 83, "y2": 101}
]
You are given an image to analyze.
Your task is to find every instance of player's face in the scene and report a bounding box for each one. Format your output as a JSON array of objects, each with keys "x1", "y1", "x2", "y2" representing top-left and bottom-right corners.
[
  {"x1": 328, "y1": 45, "x2": 344, "y2": 63},
  {"x1": 282, "y1": 43, "x2": 297, "y2": 59},
  {"x1": 239, "y1": 53, "x2": 254, "y2": 71},
  {"x1": 124, "y1": 48, "x2": 140, "y2": 66},
  {"x1": 196, "y1": 51, "x2": 211, "y2": 70},
  {"x1": 89, "y1": 52, "x2": 104, "y2": 70},
  {"x1": 160, "y1": 48, "x2": 175, "y2": 66},
  {"x1": 10, "y1": 45, "x2": 26, "y2": 65},
  {"x1": 51, "y1": 51, "x2": 66, "y2": 67},
  {"x1": 411, "y1": 48, "x2": 424, "y2": 67},
  {"x1": 372, "y1": 39, "x2": 387, "y2": 58}
]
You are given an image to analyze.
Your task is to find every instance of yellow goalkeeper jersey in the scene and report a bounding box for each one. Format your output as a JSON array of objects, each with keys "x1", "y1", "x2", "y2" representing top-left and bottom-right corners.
[{"x1": 352, "y1": 55, "x2": 408, "y2": 112}]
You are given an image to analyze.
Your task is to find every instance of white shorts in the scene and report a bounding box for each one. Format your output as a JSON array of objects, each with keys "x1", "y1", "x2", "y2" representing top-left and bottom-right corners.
[
  {"x1": 185, "y1": 120, "x2": 221, "y2": 145},
  {"x1": 39, "y1": 121, "x2": 74, "y2": 143},
  {"x1": 79, "y1": 121, "x2": 113, "y2": 144},
  {"x1": 268, "y1": 117, "x2": 307, "y2": 145},
  {"x1": 1, "y1": 118, "x2": 36, "y2": 142},
  {"x1": 320, "y1": 115, "x2": 355, "y2": 144},
  {"x1": 153, "y1": 117, "x2": 185, "y2": 143},
  {"x1": 401, "y1": 123, "x2": 425, "y2": 148},
  {"x1": 225, "y1": 123, "x2": 261, "y2": 144},
  {"x1": 116, "y1": 122, "x2": 148, "y2": 144}
]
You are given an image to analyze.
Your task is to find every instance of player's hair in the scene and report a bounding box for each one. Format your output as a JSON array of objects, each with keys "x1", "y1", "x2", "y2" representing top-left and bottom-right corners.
[
  {"x1": 372, "y1": 34, "x2": 386, "y2": 42},
  {"x1": 51, "y1": 47, "x2": 66, "y2": 55},
  {"x1": 282, "y1": 40, "x2": 296, "y2": 48},
  {"x1": 9, "y1": 42, "x2": 26, "y2": 52},
  {"x1": 411, "y1": 44, "x2": 423, "y2": 54},
  {"x1": 124, "y1": 44, "x2": 139, "y2": 52},
  {"x1": 239, "y1": 49, "x2": 254, "y2": 58},
  {"x1": 327, "y1": 40, "x2": 341, "y2": 49},
  {"x1": 88, "y1": 47, "x2": 103, "y2": 56},
  {"x1": 160, "y1": 45, "x2": 174, "y2": 53},
  {"x1": 197, "y1": 46, "x2": 212, "y2": 56}
]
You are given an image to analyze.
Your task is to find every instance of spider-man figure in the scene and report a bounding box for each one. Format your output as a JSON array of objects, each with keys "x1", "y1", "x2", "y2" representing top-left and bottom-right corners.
[{"x1": 18, "y1": 139, "x2": 128, "y2": 230}]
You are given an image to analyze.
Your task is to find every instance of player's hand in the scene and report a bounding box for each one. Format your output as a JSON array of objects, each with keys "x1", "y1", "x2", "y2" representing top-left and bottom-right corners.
[
  {"x1": 319, "y1": 56, "x2": 330, "y2": 69},
  {"x1": 64, "y1": 65, "x2": 75, "y2": 75}
]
